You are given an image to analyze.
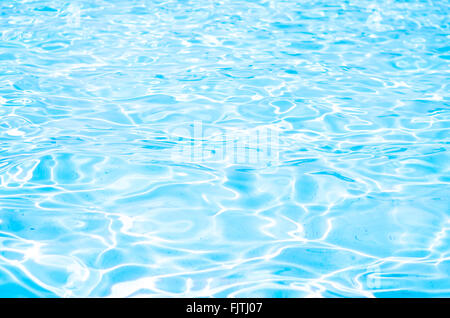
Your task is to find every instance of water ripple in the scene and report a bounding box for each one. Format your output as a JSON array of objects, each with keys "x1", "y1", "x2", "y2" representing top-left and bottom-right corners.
[{"x1": 0, "y1": 0, "x2": 449, "y2": 297}]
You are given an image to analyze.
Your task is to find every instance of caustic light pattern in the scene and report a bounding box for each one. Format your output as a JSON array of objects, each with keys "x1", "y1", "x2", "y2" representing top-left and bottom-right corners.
[{"x1": 0, "y1": 0, "x2": 449, "y2": 297}]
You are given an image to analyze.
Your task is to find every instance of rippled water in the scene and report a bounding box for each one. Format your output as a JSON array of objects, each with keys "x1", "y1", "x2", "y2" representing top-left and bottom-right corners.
[{"x1": 0, "y1": 0, "x2": 449, "y2": 298}]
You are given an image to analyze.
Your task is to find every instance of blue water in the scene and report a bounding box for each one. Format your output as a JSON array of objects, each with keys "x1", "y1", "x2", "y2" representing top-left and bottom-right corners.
[{"x1": 0, "y1": 0, "x2": 449, "y2": 298}]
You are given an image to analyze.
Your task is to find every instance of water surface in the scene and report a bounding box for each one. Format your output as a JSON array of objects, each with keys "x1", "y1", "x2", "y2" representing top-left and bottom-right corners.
[{"x1": 0, "y1": 0, "x2": 449, "y2": 297}]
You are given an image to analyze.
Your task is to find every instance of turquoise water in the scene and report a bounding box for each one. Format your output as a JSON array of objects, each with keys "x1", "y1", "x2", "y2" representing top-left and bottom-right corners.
[{"x1": 0, "y1": 0, "x2": 449, "y2": 297}]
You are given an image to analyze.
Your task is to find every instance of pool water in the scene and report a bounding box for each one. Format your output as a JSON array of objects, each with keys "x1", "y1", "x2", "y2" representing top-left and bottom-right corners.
[{"x1": 0, "y1": 0, "x2": 449, "y2": 297}]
